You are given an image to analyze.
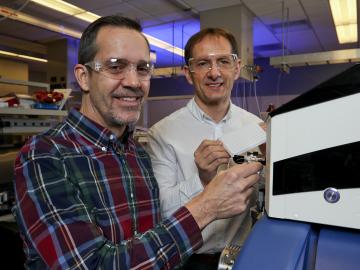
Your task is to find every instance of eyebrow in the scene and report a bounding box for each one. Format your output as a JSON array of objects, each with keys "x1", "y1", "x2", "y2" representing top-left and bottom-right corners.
[{"x1": 192, "y1": 53, "x2": 234, "y2": 58}]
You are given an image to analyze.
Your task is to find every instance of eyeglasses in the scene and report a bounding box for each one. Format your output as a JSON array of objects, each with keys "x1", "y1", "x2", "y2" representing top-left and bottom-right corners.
[
  {"x1": 85, "y1": 58, "x2": 154, "y2": 81},
  {"x1": 188, "y1": 53, "x2": 238, "y2": 73}
]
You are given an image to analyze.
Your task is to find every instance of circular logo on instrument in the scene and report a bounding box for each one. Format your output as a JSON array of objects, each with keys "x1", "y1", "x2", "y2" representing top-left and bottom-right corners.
[{"x1": 323, "y1": 187, "x2": 340, "y2": 203}]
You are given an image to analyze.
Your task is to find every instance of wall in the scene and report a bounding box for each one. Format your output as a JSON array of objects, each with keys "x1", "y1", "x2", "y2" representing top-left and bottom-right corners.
[
  {"x1": 67, "y1": 38, "x2": 80, "y2": 91},
  {"x1": 0, "y1": 58, "x2": 29, "y2": 94},
  {"x1": 29, "y1": 70, "x2": 47, "y2": 83},
  {"x1": 46, "y1": 39, "x2": 68, "y2": 90}
]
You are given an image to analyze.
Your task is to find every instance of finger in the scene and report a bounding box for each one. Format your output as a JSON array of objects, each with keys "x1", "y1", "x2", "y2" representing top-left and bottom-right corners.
[
  {"x1": 195, "y1": 142, "x2": 221, "y2": 161},
  {"x1": 204, "y1": 147, "x2": 230, "y2": 161},
  {"x1": 259, "y1": 143, "x2": 266, "y2": 155},
  {"x1": 241, "y1": 173, "x2": 261, "y2": 190},
  {"x1": 198, "y1": 144, "x2": 226, "y2": 159},
  {"x1": 195, "y1": 146, "x2": 230, "y2": 166},
  {"x1": 232, "y1": 162, "x2": 263, "y2": 177},
  {"x1": 206, "y1": 157, "x2": 230, "y2": 171},
  {"x1": 196, "y1": 140, "x2": 222, "y2": 153},
  {"x1": 259, "y1": 122, "x2": 267, "y2": 131}
]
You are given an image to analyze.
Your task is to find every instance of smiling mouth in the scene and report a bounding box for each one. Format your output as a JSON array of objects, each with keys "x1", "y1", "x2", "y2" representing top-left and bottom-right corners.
[
  {"x1": 113, "y1": 95, "x2": 141, "y2": 100},
  {"x1": 206, "y1": 82, "x2": 223, "y2": 88},
  {"x1": 121, "y1": 96, "x2": 140, "y2": 101},
  {"x1": 112, "y1": 95, "x2": 142, "y2": 104}
]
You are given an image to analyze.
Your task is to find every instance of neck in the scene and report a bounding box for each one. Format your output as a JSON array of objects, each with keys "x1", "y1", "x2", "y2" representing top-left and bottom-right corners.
[{"x1": 194, "y1": 97, "x2": 230, "y2": 123}]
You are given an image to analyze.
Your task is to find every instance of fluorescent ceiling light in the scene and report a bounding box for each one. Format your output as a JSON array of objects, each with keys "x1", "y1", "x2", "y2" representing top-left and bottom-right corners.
[
  {"x1": 335, "y1": 24, "x2": 358, "y2": 43},
  {"x1": 0, "y1": 49, "x2": 48, "y2": 62},
  {"x1": 29, "y1": 0, "x2": 184, "y2": 56},
  {"x1": 30, "y1": 0, "x2": 99, "y2": 23},
  {"x1": 0, "y1": 6, "x2": 82, "y2": 38},
  {"x1": 144, "y1": 34, "x2": 184, "y2": 56},
  {"x1": 329, "y1": 0, "x2": 358, "y2": 44}
]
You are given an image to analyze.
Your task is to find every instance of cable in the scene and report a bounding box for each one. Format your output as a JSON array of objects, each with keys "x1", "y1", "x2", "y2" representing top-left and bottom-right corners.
[
  {"x1": 242, "y1": 79, "x2": 246, "y2": 109},
  {"x1": 247, "y1": 81, "x2": 252, "y2": 112},
  {"x1": 253, "y1": 80, "x2": 262, "y2": 117},
  {"x1": 276, "y1": 70, "x2": 282, "y2": 107}
]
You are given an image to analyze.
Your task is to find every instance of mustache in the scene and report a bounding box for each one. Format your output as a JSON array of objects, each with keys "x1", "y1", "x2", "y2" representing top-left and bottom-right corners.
[
  {"x1": 205, "y1": 79, "x2": 223, "y2": 83},
  {"x1": 205, "y1": 76, "x2": 223, "y2": 82},
  {"x1": 112, "y1": 86, "x2": 144, "y2": 97}
]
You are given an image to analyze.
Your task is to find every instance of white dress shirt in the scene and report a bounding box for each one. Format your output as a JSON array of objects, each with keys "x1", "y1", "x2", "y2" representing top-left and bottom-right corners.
[{"x1": 147, "y1": 98, "x2": 262, "y2": 254}]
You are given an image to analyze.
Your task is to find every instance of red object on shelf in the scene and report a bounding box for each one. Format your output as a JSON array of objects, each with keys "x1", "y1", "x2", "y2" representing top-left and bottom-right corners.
[
  {"x1": 8, "y1": 97, "x2": 19, "y2": 107},
  {"x1": 35, "y1": 90, "x2": 64, "y2": 104}
]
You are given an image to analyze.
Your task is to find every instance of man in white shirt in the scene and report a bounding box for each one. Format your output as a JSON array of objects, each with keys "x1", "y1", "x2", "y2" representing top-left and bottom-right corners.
[{"x1": 147, "y1": 28, "x2": 263, "y2": 269}]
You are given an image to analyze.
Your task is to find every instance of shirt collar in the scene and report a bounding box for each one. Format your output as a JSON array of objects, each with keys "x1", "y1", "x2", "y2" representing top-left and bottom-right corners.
[
  {"x1": 66, "y1": 108, "x2": 132, "y2": 150},
  {"x1": 187, "y1": 98, "x2": 233, "y2": 123}
]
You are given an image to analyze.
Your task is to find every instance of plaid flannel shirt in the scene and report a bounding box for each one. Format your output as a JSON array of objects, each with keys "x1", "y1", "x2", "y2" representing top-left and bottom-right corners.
[{"x1": 13, "y1": 109, "x2": 202, "y2": 269}]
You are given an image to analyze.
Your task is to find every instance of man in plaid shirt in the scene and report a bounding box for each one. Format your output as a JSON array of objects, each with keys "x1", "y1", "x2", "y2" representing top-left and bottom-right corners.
[{"x1": 13, "y1": 15, "x2": 262, "y2": 269}]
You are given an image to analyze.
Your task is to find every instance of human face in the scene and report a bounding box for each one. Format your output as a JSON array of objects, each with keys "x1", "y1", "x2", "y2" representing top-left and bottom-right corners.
[
  {"x1": 81, "y1": 26, "x2": 150, "y2": 132},
  {"x1": 184, "y1": 35, "x2": 240, "y2": 108}
]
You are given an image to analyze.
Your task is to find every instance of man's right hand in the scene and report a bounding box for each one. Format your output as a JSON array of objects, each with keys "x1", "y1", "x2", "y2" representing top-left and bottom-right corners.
[
  {"x1": 194, "y1": 139, "x2": 231, "y2": 186},
  {"x1": 185, "y1": 162, "x2": 262, "y2": 230}
]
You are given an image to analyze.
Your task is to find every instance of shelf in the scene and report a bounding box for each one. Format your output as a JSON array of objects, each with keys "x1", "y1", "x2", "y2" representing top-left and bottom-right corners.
[
  {"x1": 1, "y1": 126, "x2": 51, "y2": 135},
  {"x1": 0, "y1": 78, "x2": 49, "y2": 90},
  {"x1": 0, "y1": 213, "x2": 15, "y2": 222},
  {"x1": 0, "y1": 107, "x2": 67, "y2": 116},
  {"x1": 0, "y1": 78, "x2": 67, "y2": 135}
]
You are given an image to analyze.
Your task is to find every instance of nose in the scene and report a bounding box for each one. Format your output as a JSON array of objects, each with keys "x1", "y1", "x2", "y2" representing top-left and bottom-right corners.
[
  {"x1": 207, "y1": 62, "x2": 221, "y2": 78},
  {"x1": 122, "y1": 64, "x2": 141, "y2": 87}
]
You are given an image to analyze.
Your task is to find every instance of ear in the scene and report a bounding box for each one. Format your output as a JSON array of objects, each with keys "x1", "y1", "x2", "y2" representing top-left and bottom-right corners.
[
  {"x1": 183, "y1": 65, "x2": 194, "y2": 85},
  {"x1": 74, "y1": 64, "x2": 90, "y2": 93},
  {"x1": 234, "y1": 58, "x2": 241, "y2": 80}
]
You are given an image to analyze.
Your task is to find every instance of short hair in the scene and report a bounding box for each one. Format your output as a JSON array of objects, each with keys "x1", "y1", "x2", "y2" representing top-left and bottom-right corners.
[
  {"x1": 184, "y1": 28, "x2": 239, "y2": 65},
  {"x1": 78, "y1": 15, "x2": 150, "y2": 64}
]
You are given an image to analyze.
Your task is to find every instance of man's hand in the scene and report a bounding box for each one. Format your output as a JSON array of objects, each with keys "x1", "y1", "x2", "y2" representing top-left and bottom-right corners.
[
  {"x1": 194, "y1": 140, "x2": 231, "y2": 185},
  {"x1": 185, "y1": 162, "x2": 262, "y2": 229},
  {"x1": 259, "y1": 122, "x2": 267, "y2": 132}
]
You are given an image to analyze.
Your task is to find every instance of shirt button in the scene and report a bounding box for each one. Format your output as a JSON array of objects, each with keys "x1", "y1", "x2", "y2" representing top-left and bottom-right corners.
[
  {"x1": 110, "y1": 135, "x2": 115, "y2": 140},
  {"x1": 101, "y1": 146, "x2": 106, "y2": 152}
]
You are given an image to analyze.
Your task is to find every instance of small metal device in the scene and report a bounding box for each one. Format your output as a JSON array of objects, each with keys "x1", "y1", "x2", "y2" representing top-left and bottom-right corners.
[
  {"x1": 217, "y1": 244, "x2": 241, "y2": 270},
  {"x1": 233, "y1": 152, "x2": 266, "y2": 165}
]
